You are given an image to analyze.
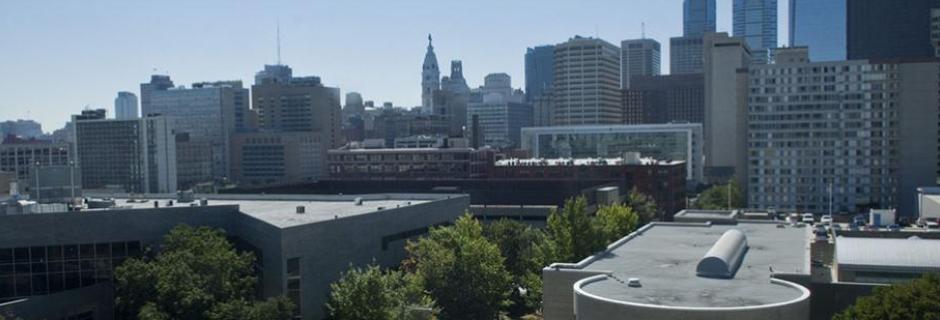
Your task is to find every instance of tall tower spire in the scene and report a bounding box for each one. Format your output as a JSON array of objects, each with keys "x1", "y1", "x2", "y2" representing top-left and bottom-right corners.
[
  {"x1": 277, "y1": 21, "x2": 282, "y2": 65},
  {"x1": 421, "y1": 34, "x2": 440, "y2": 114}
]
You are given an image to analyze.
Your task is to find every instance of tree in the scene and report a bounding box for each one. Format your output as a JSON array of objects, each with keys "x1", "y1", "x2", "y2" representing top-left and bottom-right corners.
[
  {"x1": 695, "y1": 180, "x2": 745, "y2": 210},
  {"x1": 483, "y1": 219, "x2": 556, "y2": 316},
  {"x1": 407, "y1": 214, "x2": 512, "y2": 320},
  {"x1": 833, "y1": 274, "x2": 940, "y2": 320},
  {"x1": 546, "y1": 197, "x2": 606, "y2": 263},
  {"x1": 594, "y1": 204, "x2": 640, "y2": 244},
  {"x1": 325, "y1": 264, "x2": 435, "y2": 320},
  {"x1": 114, "y1": 225, "x2": 294, "y2": 320},
  {"x1": 625, "y1": 188, "x2": 658, "y2": 224}
]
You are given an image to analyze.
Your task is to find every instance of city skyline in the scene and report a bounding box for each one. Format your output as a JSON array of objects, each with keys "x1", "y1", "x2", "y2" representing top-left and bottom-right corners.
[{"x1": 0, "y1": 0, "x2": 790, "y2": 130}]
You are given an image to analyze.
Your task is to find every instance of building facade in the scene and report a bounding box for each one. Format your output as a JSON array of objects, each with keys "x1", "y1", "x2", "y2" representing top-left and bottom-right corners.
[
  {"x1": 703, "y1": 32, "x2": 750, "y2": 185},
  {"x1": 620, "y1": 39, "x2": 661, "y2": 89},
  {"x1": 747, "y1": 56, "x2": 940, "y2": 215},
  {"x1": 525, "y1": 45, "x2": 555, "y2": 102},
  {"x1": 552, "y1": 36, "x2": 622, "y2": 125},
  {"x1": 789, "y1": 0, "x2": 847, "y2": 61},
  {"x1": 253, "y1": 75, "x2": 342, "y2": 149},
  {"x1": 466, "y1": 102, "x2": 533, "y2": 149},
  {"x1": 0, "y1": 140, "x2": 71, "y2": 191},
  {"x1": 520, "y1": 124, "x2": 704, "y2": 185},
  {"x1": 684, "y1": 0, "x2": 717, "y2": 37},
  {"x1": 327, "y1": 147, "x2": 494, "y2": 180},
  {"x1": 847, "y1": 0, "x2": 940, "y2": 60},
  {"x1": 622, "y1": 74, "x2": 704, "y2": 125},
  {"x1": 230, "y1": 131, "x2": 324, "y2": 187},
  {"x1": 733, "y1": 0, "x2": 777, "y2": 62},
  {"x1": 114, "y1": 91, "x2": 139, "y2": 120},
  {"x1": 72, "y1": 115, "x2": 177, "y2": 194},
  {"x1": 421, "y1": 35, "x2": 440, "y2": 114},
  {"x1": 670, "y1": 36, "x2": 705, "y2": 75}
]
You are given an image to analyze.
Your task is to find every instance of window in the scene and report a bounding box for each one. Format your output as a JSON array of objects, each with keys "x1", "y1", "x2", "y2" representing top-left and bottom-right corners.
[{"x1": 286, "y1": 257, "x2": 302, "y2": 319}]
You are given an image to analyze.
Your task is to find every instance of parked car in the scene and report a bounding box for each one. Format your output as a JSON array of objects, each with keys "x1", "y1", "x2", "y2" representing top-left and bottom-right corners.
[
  {"x1": 926, "y1": 218, "x2": 940, "y2": 230},
  {"x1": 802, "y1": 213, "x2": 815, "y2": 224},
  {"x1": 853, "y1": 215, "x2": 867, "y2": 227},
  {"x1": 820, "y1": 215, "x2": 833, "y2": 225},
  {"x1": 887, "y1": 224, "x2": 901, "y2": 232}
]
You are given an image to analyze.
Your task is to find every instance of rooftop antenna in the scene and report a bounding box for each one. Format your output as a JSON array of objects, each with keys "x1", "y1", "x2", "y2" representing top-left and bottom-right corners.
[
  {"x1": 277, "y1": 20, "x2": 282, "y2": 65},
  {"x1": 641, "y1": 22, "x2": 646, "y2": 39}
]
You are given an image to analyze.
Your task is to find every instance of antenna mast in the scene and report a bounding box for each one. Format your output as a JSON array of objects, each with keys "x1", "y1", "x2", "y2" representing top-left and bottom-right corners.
[
  {"x1": 276, "y1": 21, "x2": 282, "y2": 65},
  {"x1": 642, "y1": 22, "x2": 646, "y2": 39}
]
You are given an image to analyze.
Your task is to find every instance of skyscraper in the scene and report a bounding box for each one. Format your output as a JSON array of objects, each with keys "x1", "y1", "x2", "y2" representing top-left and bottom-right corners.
[
  {"x1": 552, "y1": 36, "x2": 622, "y2": 125},
  {"x1": 789, "y1": 0, "x2": 847, "y2": 61},
  {"x1": 525, "y1": 45, "x2": 555, "y2": 102},
  {"x1": 847, "y1": 0, "x2": 940, "y2": 60},
  {"x1": 620, "y1": 39, "x2": 661, "y2": 89},
  {"x1": 733, "y1": 0, "x2": 777, "y2": 62},
  {"x1": 438, "y1": 60, "x2": 471, "y2": 136},
  {"x1": 139, "y1": 75, "x2": 174, "y2": 115},
  {"x1": 703, "y1": 32, "x2": 750, "y2": 186},
  {"x1": 114, "y1": 91, "x2": 139, "y2": 120},
  {"x1": 684, "y1": 0, "x2": 717, "y2": 37},
  {"x1": 421, "y1": 34, "x2": 440, "y2": 114},
  {"x1": 254, "y1": 64, "x2": 293, "y2": 85}
]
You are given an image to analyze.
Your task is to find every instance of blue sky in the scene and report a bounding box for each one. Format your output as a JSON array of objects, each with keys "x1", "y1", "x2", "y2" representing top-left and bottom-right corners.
[{"x1": 0, "y1": 0, "x2": 789, "y2": 131}]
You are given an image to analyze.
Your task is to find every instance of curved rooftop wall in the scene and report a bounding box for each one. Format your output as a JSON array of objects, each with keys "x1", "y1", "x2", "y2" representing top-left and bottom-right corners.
[{"x1": 696, "y1": 229, "x2": 748, "y2": 278}]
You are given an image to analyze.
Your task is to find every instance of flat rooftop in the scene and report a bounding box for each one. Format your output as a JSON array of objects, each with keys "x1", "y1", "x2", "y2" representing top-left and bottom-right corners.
[
  {"x1": 85, "y1": 194, "x2": 451, "y2": 229},
  {"x1": 574, "y1": 221, "x2": 809, "y2": 308}
]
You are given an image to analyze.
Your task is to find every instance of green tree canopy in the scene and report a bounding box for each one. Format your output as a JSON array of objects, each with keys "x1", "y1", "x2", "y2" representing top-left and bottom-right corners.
[
  {"x1": 833, "y1": 274, "x2": 940, "y2": 320},
  {"x1": 114, "y1": 225, "x2": 294, "y2": 320},
  {"x1": 695, "y1": 180, "x2": 745, "y2": 210},
  {"x1": 625, "y1": 188, "x2": 658, "y2": 224},
  {"x1": 546, "y1": 197, "x2": 607, "y2": 263},
  {"x1": 325, "y1": 264, "x2": 435, "y2": 320},
  {"x1": 406, "y1": 214, "x2": 512, "y2": 320},
  {"x1": 483, "y1": 219, "x2": 558, "y2": 316},
  {"x1": 594, "y1": 204, "x2": 640, "y2": 244}
]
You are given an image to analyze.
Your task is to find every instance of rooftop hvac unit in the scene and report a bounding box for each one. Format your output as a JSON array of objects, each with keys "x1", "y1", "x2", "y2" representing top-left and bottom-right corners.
[
  {"x1": 296, "y1": 206, "x2": 305, "y2": 214},
  {"x1": 354, "y1": 197, "x2": 363, "y2": 206}
]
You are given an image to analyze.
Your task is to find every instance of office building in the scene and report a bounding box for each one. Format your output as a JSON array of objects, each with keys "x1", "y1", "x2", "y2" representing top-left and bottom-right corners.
[
  {"x1": 847, "y1": 0, "x2": 940, "y2": 60},
  {"x1": 138, "y1": 75, "x2": 174, "y2": 114},
  {"x1": 0, "y1": 193, "x2": 469, "y2": 320},
  {"x1": 622, "y1": 74, "x2": 704, "y2": 124},
  {"x1": 253, "y1": 74, "x2": 342, "y2": 149},
  {"x1": 230, "y1": 131, "x2": 324, "y2": 187},
  {"x1": 525, "y1": 45, "x2": 555, "y2": 102},
  {"x1": 670, "y1": 36, "x2": 705, "y2": 75},
  {"x1": 436, "y1": 61, "x2": 471, "y2": 136},
  {"x1": 0, "y1": 139, "x2": 71, "y2": 192},
  {"x1": 0, "y1": 120, "x2": 44, "y2": 139},
  {"x1": 552, "y1": 36, "x2": 622, "y2": 125},
  {"x1": 113, "y1": 91, "x2": 139, "y2": 120},
  {"x1": 684, "y1": 0, "x2": 717, "y2": 37},
  {"x1": 789, "y1": 0, "x2": 847, "y2": 61},
  {"x1": 733, "y1": 0, "x2": 777, "y2": 63},
  {"x1": 747, "y1": 52, "x2": 940, "y2": 215},
  {"x1": 703, "y1": 32, "x2": 750, "y2": 185},
  {"x1": 520, "y1": 124, "x2": 704, "y2": 185},
  {"x1": 543, "y1": 217, "x2": 810, "y2": 320},
  {"x1": 421, "y1": 35, "x2": 440, "y2": 114},
  {"x1": 620, "y1": 39, "x2": 661, "y2": 89},
  {"x1": 343, "y1": 92, "x2": 365, "y2": 118},
  {"x1": 532, "y1": 94, "x2": 554, "y2": 127},
  {"x1": 28, "y1": 165, "x2": 81, "y2": 204},
  {"x1": 327, "y1": 147, "x2": 493, "y2": 180},
  {"x1": 466, "y1": 73, "x2": 530, "y2": 148},
  {"x1": 254, "y1": 64, "x2": 293, "y2": 85},
  {"x1": 72, "y1": 114, "x2": 177, "y2": 194},
  {"x1": 933, "y1": 8, "x2": 940, "y2": 58},
  {"x1": 144, "y1": 79, "x2": 249, "y2": 185}
]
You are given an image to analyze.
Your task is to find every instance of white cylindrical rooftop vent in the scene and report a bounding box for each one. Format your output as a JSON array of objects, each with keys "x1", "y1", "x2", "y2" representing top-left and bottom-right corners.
[{"x1": 696, "y1": 229, "x2": 749, "y2": 279}]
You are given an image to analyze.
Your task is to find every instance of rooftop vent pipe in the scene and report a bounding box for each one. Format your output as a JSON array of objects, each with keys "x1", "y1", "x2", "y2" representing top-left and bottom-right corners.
[{"x1": 696, "y1": 229, "x2": 748, "y2": 279}]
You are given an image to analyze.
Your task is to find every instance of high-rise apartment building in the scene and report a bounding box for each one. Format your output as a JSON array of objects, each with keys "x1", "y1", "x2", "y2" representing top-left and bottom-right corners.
[
  {"x1": 421, "y1": 35, "x2": 440, "y2": 114},
  {"x1": 620, "y1": 39, "x2": 661, "y2": 89},
  {"x1": 847, "y1": 0, "x2": 940, "y2": 60},
  {"x1": 72, "y1": 113, "x2": 177, "y2": 194},
  {"x1": 143, "y1": 78, "x2": 249, "y2": 186},
  {"x1": 114, "y1": 91, "x2": 139, "y2": 120},
  {"x1": 703, "y1": 32, "x2": 750, "y2": 185},
  {"x1": 747, "y1": 49, "x2": 940, "y2": 215},
  {"x1": 684, "y1": 0, "x2": 717, "y2": 37},
  {"x1": 733, "y1": 0, "x2": 777, "y2": 63},
  {"x1": 552, "y1": 36, "x2": 622, "y2": 126},
  {"x1": 789, "y1": 0, "x2": 847, "y2": 61},
  {"x1": 622, "y1": 74, "x2": 704, "y2": 124},
  {"x1": 525, "y1": 45, "x2": 555, "y2": 102}
]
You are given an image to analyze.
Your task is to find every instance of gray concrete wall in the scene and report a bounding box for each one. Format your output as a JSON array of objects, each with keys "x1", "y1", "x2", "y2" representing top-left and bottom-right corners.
[
  {"x1": 542, "y1": 269, "x2": 609, "y2": 320},
  {"x1": 897, "y1": 62, "x2": 940, "y2": 216},
  {"x1": 0, "y1": 283, "x2": 113, "y2": 320},
  {"x1": 280, "y1": 195, "x2": 470, "y2": 320}
]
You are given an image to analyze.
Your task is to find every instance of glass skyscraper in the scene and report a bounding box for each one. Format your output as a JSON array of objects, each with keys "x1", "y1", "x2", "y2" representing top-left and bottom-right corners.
[
  {"x1": 684, "y1": 0, "x2": 716, "y2": 37},
  {"x1": 524, "y1": 45, "x2": 554, "y2": 102},
  {"x1": 847, "y1": 0, "x2": 940, "y2": 60},
  {"x1": 789, "y1": 0, "x2": 846, "y2": 61},
  {"x1": 733, "y1": 0, "x2": 778, "y2": 56}
]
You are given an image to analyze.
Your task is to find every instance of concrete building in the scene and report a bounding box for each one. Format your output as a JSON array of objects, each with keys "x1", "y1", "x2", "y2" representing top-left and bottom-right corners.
[
  {"x1": 466, "y1": 101, "x2": 532, "y2": 149},
  {"x1": 435, "y1": 60, "x2": 471, "y2": 137},
  {"x1": 253, "y1": 73, "x2": 342, "y2": 150},
  {"x1": 327, "y1": 147, "x2": 494, "y2": 180},
  {"x1": 72, "y1": 114, "x2": 177, "y2": 194},
  {"x1": 230, "y1": 131, "x2": 324, "y2": 187},
  {"x1": 834, "y1": 236, "x2": 940, "y2": 284},
  {"x1": 343, "y1": 91, "x2": 365, "y2": 119},
  {"x1": 525, "y1": 45, "x2": 555, "y2": 102},
  {"x1": 703, "y1": 32, "x2": 750, "y2": 186},
  {"x1": 421, "y1": 35, "x2": 440, "y2": 114},
  {"x1": 28, "y1": 165, "x2": 81, "y2": 204},
  {"x1": 543, "y1": 218, "x2": 810, "y2": 320},
  {"x1": 0, "y1": 120, "x2": 43, "y2": 139},
  {"x1": 620, "y1": 39, "x2": 661, "y2": 89},
  {"x1": 520, "y1": 124, "x2": 704, "y2": 185},
  {"x1": 113, "y1": 91, "x2": 139, "y2": 120},
  {"x1": 789, "y1": 0, "x2": 847, "y2": 61},
  {"x1": 847, "y1": 0, "x2": 940, "y2": 60},
  {"x1": 669, "y1": 36, "x2": 705, "y2": 75},
  {"x1": 622, "y1": 74, "x2": 704, "y2": 125},
  {"x1": 254, "y1": 64, "x2": 293, "y2": 85},
  {"x1": 733, "y1": 0, "x2": 777, "y2": 63},
  {"x1": 552, "y1": 36, "x2": 622, "y2": 125},
  {"x1": 0, "y1": 193, "x2": 469, "y2": 320},
  {"x1": 138, "y1": 75, "x2": 174, "y2": 115},
  {"x1": 747, "y1": 51, "x2": 940, "y2": 215},
  {"x1": 144, "y1": 79, "x2": 249, "y2": 185},
  {"x1": 532, "y1": 94, "x2": 554, "y2": 127},
  {"x1": 0, "y1": 140, "x2": 71, "y2": 192}
]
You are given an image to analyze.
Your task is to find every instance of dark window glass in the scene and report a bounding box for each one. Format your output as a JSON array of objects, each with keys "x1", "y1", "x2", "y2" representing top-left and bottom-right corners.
[
  {"x1": 31, "y1": 262, "x2": 46, "y2": 273},
  {"x1": 0, "y1": 249, "x2": 12, "y2": 264},
  {"x1": 48, "y1": 261, "x2": 63, "y2": 273},
  {"x1": 79, "y1": 244, "x2": 94, "y2": 259},
  {"x1": 47, "y1": 246, "x2": 63, "y2": 261},
  {"x1": 111, "y1": 242, "x2": 125, "y2": 257},
  {"x1": 127, "y1": 242, "x2": 141, "y2": 256},
  {"x1": 30, "y1": 247, "x2": 45, "y2": 262},
  {"x1": 80, "y1": 260, "x2": 94, "y2": 272},
  {"x1": 48, "y1": 273, "x2": 64, "y2": 292},
  {"x1": 64, "y1": 245, "x2": 78, "y2": 260},
  {"x1": 14, "y1": 275, "x2": 30, "y2": 296},
  {"x1": 14, "y1": 248, "x2": 28, "y2": 263},
  {"x1": 287, "y1": 258, "x2": 300, "y2": 277},
  {"x1": 64, "y1": 272, "x2": 79, "y2": 290},
  {"x1": 31, "y1": 274, "x2": 47, "y2": 294},
  {"x1": 14, "y1": 263, "x2": 29, "y2": 275},
  {"x1": 64, "y1": 260, "x2": 80, "y2": 272},
  {"x1": 0, "y1": 276, "x2": 13, "y2": 298},
  {"x1": 96, "y1": 243, "x2": 111, "y2": 258},
  {"x1": 81, "y1": 271, "x2": 95, "y2": 286}
]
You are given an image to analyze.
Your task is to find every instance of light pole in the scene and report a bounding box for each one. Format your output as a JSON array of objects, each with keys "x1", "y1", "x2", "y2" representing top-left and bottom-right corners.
[{"x1": 34, "y1": 161, "x2": 40, "y2": 202}]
